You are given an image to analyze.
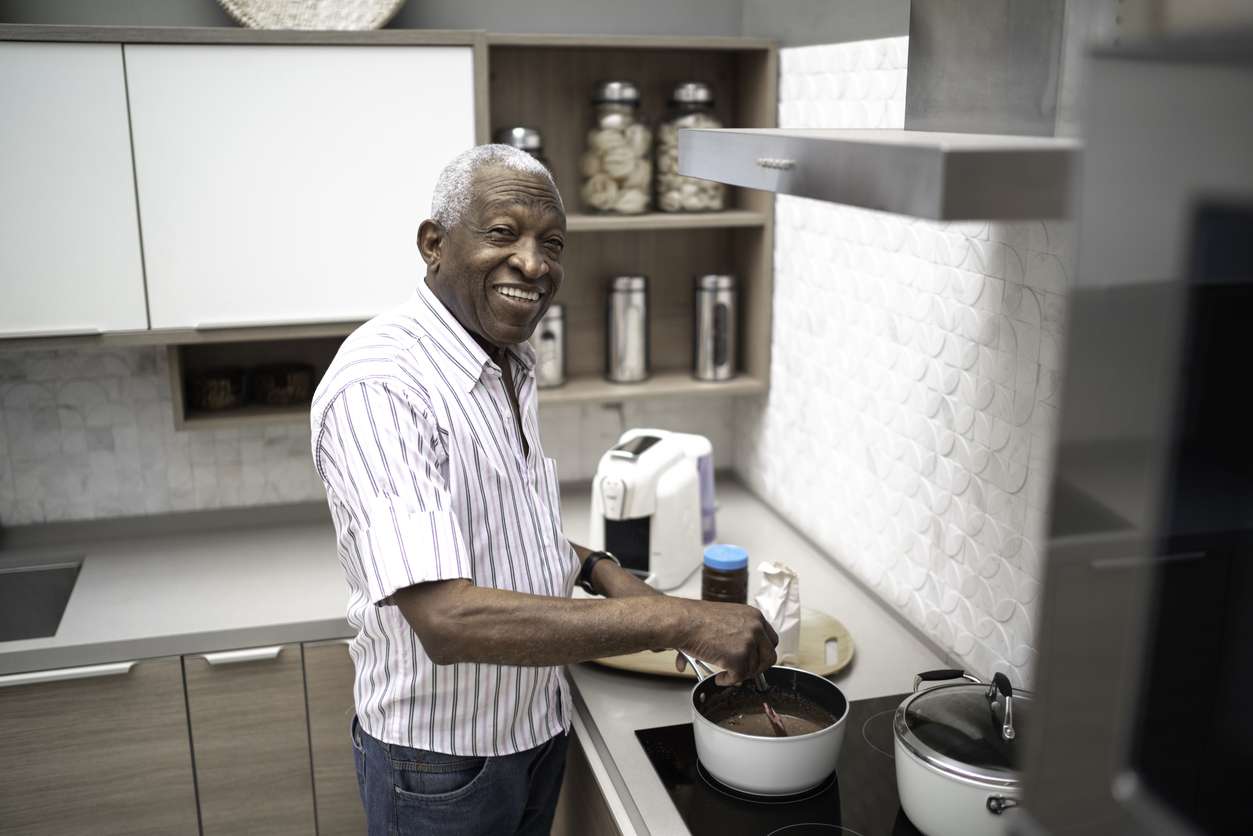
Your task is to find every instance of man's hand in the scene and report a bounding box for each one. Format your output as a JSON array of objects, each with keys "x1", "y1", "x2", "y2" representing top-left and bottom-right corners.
[{"x1": 674, "y1": 598, "x2": 778, "y2": 685}]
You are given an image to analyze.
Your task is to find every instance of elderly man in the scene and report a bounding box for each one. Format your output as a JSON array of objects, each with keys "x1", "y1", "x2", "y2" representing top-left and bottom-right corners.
[{"x1": 311, "y1": 144, "x2": 777, "y2": 835}]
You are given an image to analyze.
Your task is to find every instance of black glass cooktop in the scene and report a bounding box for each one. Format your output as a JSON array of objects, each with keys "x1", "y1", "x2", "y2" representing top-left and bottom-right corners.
[{"x1": 635, "y1": 693, "x2": 923, "y2": 836}]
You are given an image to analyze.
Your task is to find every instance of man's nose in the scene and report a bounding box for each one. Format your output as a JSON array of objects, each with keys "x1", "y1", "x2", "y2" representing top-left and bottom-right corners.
[{"x1": 508, "y1": 240, "x2": 549, "y2": 280}]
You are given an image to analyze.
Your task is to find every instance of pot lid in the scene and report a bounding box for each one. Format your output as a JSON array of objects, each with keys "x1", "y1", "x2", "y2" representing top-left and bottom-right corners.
[{"x1": 894, "y1": 674, "x2": 1030, "y2": 786}]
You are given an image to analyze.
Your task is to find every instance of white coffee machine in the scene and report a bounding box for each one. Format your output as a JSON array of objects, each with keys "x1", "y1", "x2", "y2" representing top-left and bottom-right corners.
[{"x1": 588, "y1": 429, "x2": 710, "y2": 590}]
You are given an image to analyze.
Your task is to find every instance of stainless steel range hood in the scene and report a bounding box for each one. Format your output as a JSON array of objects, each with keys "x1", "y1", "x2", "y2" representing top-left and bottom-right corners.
[{"x1": 679, "y1": 0, "x2": 1085, "y2": 220}]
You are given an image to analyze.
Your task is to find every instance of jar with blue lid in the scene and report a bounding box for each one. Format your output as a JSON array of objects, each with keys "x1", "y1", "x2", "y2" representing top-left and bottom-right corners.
[{"x1": 701, "y1": 544, "x2": 748, "y2": 604}]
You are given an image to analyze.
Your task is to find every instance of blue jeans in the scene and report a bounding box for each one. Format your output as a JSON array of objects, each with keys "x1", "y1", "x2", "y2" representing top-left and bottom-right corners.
[{"x1": 351, "y1": 715, "x2": 570, "y2": 836}]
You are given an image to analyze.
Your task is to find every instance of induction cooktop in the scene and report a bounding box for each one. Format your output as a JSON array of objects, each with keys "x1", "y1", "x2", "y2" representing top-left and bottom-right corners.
[{"x1": 635, "y1": 693, "x2": 923, "y2": 836}]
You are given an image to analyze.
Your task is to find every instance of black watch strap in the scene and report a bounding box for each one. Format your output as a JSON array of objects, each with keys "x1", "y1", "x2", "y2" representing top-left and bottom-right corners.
[{"x1": 578, "y1": 550, "x2": 621, "y2": 595}]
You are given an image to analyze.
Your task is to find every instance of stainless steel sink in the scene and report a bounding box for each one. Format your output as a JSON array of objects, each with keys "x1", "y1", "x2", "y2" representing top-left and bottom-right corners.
[{"x1": 0, "y1": 561, "x2": 81, "y2": 642}]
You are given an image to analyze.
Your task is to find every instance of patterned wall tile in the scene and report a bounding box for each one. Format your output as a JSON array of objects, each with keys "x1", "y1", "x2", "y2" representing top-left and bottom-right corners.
[
  {"x1": 0, "y1": 346, "x2": 324, "y2": 525},
  {"x1": 735, "y1": 36, "x2": 1075, "y2": 686},
  {"x1": 0, "y1": 341, "x2": 736, "y2": 525}
]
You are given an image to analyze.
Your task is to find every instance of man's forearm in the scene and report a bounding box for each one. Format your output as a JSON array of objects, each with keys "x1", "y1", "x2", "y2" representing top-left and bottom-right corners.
[
  {"x1": 571, "y1": 540, "x2": 660, "y2": 598},
  {"x1": 395, "y1": 580, "x2": 684, "y2": 667}
]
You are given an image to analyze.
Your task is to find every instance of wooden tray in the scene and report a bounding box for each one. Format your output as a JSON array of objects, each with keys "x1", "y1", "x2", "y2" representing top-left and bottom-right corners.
[{"x1": 589, "y1": 607, "x2": 855, "y2": 679}]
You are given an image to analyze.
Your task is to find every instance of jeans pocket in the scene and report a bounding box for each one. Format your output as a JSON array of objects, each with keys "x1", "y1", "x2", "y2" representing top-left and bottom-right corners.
[{"x1": 389, "y1": 747, "x2": 490, "y2": 803}]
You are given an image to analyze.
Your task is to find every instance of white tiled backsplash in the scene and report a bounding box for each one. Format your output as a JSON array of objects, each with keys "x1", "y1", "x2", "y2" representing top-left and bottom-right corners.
[
  {"x1": 735, "y1": 37, "x2": 1074, "y2": 685},
  {"x1": 0, "y1": 343, "x2": 733, "y2": 526}
]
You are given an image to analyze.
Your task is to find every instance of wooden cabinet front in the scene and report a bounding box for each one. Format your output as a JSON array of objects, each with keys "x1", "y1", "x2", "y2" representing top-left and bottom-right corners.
[
  {"x1": 0, "y1": 657, "x2": 199, "y2": 836},
  {"x1": 304, "y1": 638, "x2": 367, "y2": 835},
  {"x1": 184, "y1": 643, "x2": 316, "y2": 836}
]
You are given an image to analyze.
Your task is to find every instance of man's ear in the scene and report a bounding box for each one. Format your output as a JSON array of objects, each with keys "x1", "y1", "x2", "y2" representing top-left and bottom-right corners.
[{"x1": 417, "y1": 219, "x2": 445, "y2": 271}]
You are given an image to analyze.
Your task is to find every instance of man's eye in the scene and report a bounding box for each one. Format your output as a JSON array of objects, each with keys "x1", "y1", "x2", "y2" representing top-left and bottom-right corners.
[
  {"x1": 488, "y1": 226, "x2": 515, "y2": 237},
  {"x1": 546, "y1": 238, "x2": 565, "y2": 252}
]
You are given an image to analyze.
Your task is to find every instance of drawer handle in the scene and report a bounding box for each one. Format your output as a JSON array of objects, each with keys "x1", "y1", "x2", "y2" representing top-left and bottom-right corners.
[
  {"x1": 200, "y1": 645, "x2": 285, "y2": 666},
  {"x1": 0, "y1": 661, "x2": 136, "y2": 689},
  {"x1": 755, "y1": 157, "x2": 797, "y2": 171}
]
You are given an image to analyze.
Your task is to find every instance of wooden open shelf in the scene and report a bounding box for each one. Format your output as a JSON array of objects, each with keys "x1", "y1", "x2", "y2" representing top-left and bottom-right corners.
[
  {"x1": 565, "y1": 209, "x2": 766, "y2": 232},
  {"x1": 538, "y1": 371, "x2": 765, "y2": 405}
]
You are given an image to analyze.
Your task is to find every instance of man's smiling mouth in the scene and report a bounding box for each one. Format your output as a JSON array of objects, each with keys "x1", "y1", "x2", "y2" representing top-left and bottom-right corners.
[{"x1": 495, "y1": 286, "x2": 542, "y2": 303}]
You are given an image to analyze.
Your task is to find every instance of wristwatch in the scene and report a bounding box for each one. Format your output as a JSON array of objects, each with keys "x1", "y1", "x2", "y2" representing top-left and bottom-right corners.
[{"x1": 577, "y1": 550, "x2": 621, "y2": 595}]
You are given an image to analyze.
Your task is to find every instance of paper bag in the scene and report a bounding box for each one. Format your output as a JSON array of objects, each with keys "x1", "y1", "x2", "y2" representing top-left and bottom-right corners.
[{"x1": 753, "y1": 561, "x2": 801, "y2": 663}]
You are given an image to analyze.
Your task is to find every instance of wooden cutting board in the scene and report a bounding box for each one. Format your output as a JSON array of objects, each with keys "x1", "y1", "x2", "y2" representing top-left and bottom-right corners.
[{"x1": 588, "y1": 607, "x2": 855, "y2": 679}]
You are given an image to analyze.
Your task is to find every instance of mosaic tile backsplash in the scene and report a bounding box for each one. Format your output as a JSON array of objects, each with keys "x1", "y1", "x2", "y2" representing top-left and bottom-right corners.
[
  {"x1": 734, "y1": 37, "x2": 1074, "y2": 685},
  {"x1": 0, "y1": 345, "x2": 734, "y2": 526}
]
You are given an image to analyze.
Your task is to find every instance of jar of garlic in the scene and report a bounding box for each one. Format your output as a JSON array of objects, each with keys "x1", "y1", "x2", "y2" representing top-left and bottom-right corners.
[
  {"x1": 580, "y1": 81, "x2": 652, "y2": 214},
  {"x1": 657, "y1": 82, "x2": 726, "y2": 212}
]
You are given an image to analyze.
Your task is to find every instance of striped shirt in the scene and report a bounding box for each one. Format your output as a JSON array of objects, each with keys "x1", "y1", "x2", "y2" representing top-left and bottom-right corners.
[{"x1": 310, "y1": 279, "x2": 578, "y2": 756}]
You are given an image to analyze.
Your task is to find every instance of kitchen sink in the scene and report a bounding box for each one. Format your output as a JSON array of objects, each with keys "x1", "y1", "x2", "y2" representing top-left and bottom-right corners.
[{"x1": 0, "y1": 561, "x2": 81, "y2": 642}]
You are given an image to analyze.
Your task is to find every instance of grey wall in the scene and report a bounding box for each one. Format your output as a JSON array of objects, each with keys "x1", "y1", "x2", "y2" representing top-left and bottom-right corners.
[
  {"x1": 0, "y1": 0, "x2": 742, "y2": 35},
  {"x1": 740, "y1": 0, "x2": 910, "y2": 46}
]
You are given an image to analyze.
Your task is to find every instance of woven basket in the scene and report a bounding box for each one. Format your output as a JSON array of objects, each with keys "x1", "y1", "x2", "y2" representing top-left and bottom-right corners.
[{"x1": 217, "y1": 0, "x2": 404, "y2": 30}]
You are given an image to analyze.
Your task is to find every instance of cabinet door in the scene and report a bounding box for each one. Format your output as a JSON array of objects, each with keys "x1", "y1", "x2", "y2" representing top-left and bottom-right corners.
[
  {"x1": 124, "y1": 44, "x2": 476, "y2": 329},
  {"x1": 184, "y1": 644, "x2": 316, "y2": 836},
  {"x1": 0, "y1": 657, "x2": 199, "y2": 835},
  {"x1": 0, "y1": 43, "x2": 147, "y2": 337},
  {"x1": 304, "y1": 639, "x2": 366, "y2": 835}
]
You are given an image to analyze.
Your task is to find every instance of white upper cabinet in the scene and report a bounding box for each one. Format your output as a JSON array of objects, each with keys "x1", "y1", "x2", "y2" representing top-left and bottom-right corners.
[
  {"x1": 0, "y1": 43, "x2": 148, "y2": 337},
  {"x1": 124, "y1": 45, "x2": 475, "y2": 330}
]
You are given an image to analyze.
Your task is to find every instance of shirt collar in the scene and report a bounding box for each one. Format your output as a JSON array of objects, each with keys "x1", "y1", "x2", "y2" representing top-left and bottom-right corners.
[{"x1": 409, "y1": 279, "x2": 536, "y2": 393}]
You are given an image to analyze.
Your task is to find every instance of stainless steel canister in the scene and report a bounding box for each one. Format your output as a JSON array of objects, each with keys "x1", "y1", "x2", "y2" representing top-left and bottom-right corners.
[
  {"x1": 606, "y1": 275, "x2": 649, "y2": 383},
  {"x1": 694, "y1": 274, "x2": 737, "y2": 381},
  {"x1": 530, "y1": 303, "x2": 565, "y2": 388}
]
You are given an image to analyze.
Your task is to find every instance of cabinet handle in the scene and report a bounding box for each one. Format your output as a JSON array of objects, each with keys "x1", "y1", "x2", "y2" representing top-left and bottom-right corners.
[
  {"x1": 194, "y1": 317, "x2": 363, "y2": 331},
  {"x1": 0, "y1": 661, "x2": 136, "y2": 689},
  {"x1": 755, "y1": 157, "x2": 797, "y2": 171},
  {"x1": 0, "y1": 327, "x2": 104, "y2": 340},
  {"x1": 200, "y1": 645, "x2": 285, "y2": 666}
]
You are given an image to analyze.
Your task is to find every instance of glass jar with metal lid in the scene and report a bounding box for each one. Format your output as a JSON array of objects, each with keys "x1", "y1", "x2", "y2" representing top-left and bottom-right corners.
[
  {"x1": 657, "y1": 82, "x2": 726, "y2": 212},
  {"x1": 580, "y1": 81, "x2": 652, "y2": 214},
  {"x1": 494, "y1": 126, "x2": 550, "y2": 171}
]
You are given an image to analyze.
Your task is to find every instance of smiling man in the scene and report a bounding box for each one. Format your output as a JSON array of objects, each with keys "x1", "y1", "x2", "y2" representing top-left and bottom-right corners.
[{"x1": 311, "y1": 145, "x2": 777, "y2": 836}]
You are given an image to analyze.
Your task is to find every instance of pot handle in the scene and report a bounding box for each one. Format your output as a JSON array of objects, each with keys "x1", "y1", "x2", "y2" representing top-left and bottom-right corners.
[
  {"x1": 988, "y1": 673, "x2": 1016, "y2": 741},
  {"x1": 676, "y1": 650, "x2": 717, "y2": 683},
  {"x1": 986, "y1": 795, "x2": 1020, "y2": 815},
  {"x1": 913, "y1": 669, "x2": 984, "y2": 691}
]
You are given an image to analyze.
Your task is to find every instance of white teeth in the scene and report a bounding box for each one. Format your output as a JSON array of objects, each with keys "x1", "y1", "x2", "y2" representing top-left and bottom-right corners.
[{"x1": 497, "y1": 287, "x2": 541, "y2": 302}]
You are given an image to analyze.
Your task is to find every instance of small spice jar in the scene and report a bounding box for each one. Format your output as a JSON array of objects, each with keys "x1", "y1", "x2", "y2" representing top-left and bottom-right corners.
[
  {"x1": 494, "y1": 126, "x2": 550, "y2": 171},
  {"x1": 657, "y1": 82, "x2": 726, "y2": 212},
  {"x1": 580, "y1": 81, "x2": 652, "y2": 214},
  {"x1": 701, "y1": 544, "x2": 749, "y2": 604}
]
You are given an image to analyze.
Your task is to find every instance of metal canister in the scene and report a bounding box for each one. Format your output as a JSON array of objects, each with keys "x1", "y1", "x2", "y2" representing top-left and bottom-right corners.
[
  {"x1": 693, "y1": 274, "x2": 737, "y2": 380},
  {"x1": 606, "y1": 275, "x2": 649, "y2": 383},
  {"x1": 530, "y1": 304, "x2": 565, "y2": 388},
  {"x1": 494, "y1": 126, "x2": 550, "y2": 170}
]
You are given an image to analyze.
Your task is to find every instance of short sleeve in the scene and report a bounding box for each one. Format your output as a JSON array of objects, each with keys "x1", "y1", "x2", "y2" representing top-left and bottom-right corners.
[{"x1": 315, "y1": 378, "x2": 473, "y2": 604}]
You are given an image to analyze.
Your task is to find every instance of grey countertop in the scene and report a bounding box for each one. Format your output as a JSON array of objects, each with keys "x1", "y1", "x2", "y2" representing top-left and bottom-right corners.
[
  {"x1": 0, "y1": 479, "x2": 949, "y2": 835},
  {"x1": 0, "y1": 509, "x2": 350, "y2": 675}
]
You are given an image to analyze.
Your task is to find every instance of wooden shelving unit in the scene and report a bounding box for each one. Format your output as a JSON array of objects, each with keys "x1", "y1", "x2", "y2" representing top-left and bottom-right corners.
[{"x1": 486, "y1": 34, "x2": 778, "y2": 404}]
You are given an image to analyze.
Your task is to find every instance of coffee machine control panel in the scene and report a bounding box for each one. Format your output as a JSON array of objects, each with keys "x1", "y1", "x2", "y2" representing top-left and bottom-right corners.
[{"x1": 600, "y1": 477, "x2": 626, "y2": 518}]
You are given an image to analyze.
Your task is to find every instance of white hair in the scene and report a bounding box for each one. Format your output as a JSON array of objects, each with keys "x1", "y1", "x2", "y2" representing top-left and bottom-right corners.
[{"x1": 430, "y1": 144, "x2": 563, "y2": 228}]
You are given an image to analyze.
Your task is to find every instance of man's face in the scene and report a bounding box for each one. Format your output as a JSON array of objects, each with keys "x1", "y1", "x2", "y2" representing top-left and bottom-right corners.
[{"x1": 420, "y1": 165, "x2": 566, "y2": 348}]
